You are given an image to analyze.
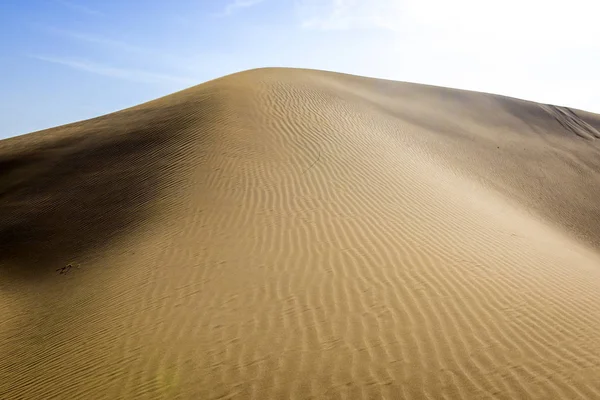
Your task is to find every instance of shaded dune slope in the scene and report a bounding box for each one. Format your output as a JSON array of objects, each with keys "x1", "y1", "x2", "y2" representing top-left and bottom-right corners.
[{"x1": 1, "y1": 68, "x2": 600, "y2": 399}]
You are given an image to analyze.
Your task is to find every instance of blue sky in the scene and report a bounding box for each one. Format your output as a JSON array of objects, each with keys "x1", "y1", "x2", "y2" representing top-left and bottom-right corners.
[{"x1": 1, "y1": 0, "x2": 599, "y2": 138}]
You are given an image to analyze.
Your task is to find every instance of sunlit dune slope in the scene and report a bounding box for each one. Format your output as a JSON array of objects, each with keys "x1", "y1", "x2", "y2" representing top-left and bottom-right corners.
[{"x1": 1, "y1": 68, "x2": 600, "y2": 399}]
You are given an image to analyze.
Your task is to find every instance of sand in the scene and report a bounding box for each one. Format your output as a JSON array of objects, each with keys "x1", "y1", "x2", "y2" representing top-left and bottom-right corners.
[{"x1": 1, "y1": 67, "x2": 600, "y2": 399}]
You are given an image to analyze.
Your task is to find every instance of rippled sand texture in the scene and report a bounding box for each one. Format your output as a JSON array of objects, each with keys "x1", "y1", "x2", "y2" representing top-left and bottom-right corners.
[{"x1": 2, "y1": 68, "x2": 600, "y2": 399}]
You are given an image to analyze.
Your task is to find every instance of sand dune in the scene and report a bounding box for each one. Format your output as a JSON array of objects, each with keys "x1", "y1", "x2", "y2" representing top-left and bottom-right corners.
[{"x1": 1, "y1": 68, "x2": 600, "y2": 399}]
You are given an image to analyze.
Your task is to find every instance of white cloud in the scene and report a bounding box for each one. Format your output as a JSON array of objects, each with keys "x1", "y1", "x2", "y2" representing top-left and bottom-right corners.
[
  {"x1": 56, "y1": 0, "x2": 104, "y2": 16},
  {"x1": 216, "y1": 0, "x2": 266, "y2": 17},
  {"x1": 45, "y1": 28, "x2": 147, "y2": 54},
  {"x1": 296, "y1": 0, "x2": 403, "y2": 31},
  {"x1": 41, "y1": 27, "x2": 203, "y2": 74},
  {"x1": 297, "y1": 0, "x2": 600, "y2": 36},
  {"x1": 294, "y1": 0, "x2": 600, "y2": 113},
  {"x1": 296, "y1": 0, "x2": 600, "y2": 52},
  {"x1": 30, "y1": 55, "x2": 197, "y2": 86}
]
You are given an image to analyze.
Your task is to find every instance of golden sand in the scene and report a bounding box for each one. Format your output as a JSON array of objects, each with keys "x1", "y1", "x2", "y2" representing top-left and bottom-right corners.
[{"x1": 1, "y1": 68, "x2": 600, "y2": 399}]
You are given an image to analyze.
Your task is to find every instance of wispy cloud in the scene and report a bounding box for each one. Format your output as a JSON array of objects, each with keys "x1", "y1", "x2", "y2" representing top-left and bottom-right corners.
[
  {"x1": 296, "y1": 0, "x2": 600, "y2": 44},
  {"x1": 30, "y1": 55, "x2": 197, "y2": 85},
  {"x1": 295, "y1": 0, "x2": 403, "y2": 31},
  {"x1": 215, "y1": 0, "x2": 266, "y2": 17},
  {"x1": 45, "y1": 27, "x2": 149, "y2": 54},
  {"x1": 56, "y1": 0, "x2": 104, "y2": 16},
  {"x1": 37, "y1": 26, "x2": 207, "y2": 78}
]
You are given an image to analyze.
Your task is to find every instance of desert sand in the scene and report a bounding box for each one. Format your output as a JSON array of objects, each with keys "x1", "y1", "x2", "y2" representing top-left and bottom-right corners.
[{"x1": 1, "y1": 68, "x2": 600, "y2": 399}]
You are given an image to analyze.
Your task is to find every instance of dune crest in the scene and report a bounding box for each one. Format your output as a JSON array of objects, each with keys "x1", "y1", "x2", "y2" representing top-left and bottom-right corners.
[{"x1": 1, "y1": 68, "x2": 600, "y2": 399}]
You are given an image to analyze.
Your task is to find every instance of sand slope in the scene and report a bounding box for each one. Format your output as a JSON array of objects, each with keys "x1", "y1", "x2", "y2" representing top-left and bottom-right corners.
[{"x1": 1, "y1": 68, "x2": 600, "y2": 399}]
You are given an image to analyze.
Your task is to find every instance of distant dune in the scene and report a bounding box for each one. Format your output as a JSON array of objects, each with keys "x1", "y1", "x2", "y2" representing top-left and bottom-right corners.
[{"x1": 1, "y1": 68, "x2": 600, "y2": 399}]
